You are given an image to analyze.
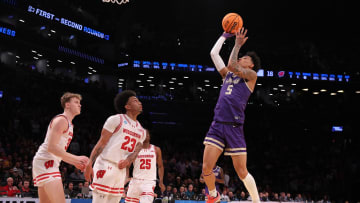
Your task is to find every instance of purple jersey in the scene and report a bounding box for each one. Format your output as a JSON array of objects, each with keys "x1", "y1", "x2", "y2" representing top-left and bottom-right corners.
[{"x1": 213, "y1": 72, "x2": 252, "y2": 124}]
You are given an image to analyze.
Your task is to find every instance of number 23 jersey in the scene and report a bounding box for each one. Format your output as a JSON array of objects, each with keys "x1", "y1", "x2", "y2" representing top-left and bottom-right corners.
[{"x1": 100, "y1": 114, "x2": 145, "y2": 163}]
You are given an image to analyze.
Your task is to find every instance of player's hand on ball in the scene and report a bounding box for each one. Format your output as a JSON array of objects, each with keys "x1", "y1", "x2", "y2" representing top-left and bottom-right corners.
[
  {"x1": 118, "y1": 159, "x2": 130, "y2": 169},
  {"x1": 222, "y1": 32, "x2": 235, "y2": 38}
]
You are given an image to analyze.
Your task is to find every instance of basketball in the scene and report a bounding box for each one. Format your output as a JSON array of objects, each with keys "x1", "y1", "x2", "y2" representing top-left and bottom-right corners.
[{"x1": 222, "y1": 13, "x2": 243, "y2": 34}]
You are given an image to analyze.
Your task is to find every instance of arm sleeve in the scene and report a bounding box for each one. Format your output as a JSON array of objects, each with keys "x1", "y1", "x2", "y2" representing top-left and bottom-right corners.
[
  {"x1": 103, "y1": 115, "x2": 120, "y2": 133},
  {"x1": 210, "y1": 35, "x2": 226, "y2": 72}
]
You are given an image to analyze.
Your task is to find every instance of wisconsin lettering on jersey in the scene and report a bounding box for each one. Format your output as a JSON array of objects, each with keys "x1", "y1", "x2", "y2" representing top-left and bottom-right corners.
[
  {"x1": 137, "y1": 154, "x2": 155, "y2": 158},
  {"x1": 123, "y1": 128, "x2": 141, "y2": 139}
]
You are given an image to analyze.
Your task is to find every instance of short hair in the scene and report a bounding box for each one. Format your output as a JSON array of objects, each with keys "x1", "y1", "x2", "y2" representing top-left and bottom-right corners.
[
  {"x1": 114, "y1": 90, "x2": 137, "y2": 113},
  {"x1": 245, "y1": 51, "x2": 261, "y2": 72},
  {"x1": 60, "y1": 92, "x2": 82, "y2": 109}
]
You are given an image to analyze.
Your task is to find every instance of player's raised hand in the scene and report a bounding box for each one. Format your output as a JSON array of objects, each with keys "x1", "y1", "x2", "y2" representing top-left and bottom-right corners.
[{"x1": 235, "y1": 27, "x2": 248, "y2": 47}]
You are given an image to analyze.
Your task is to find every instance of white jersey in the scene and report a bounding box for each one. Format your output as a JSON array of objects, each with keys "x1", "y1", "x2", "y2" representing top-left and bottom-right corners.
[
  {"x1": 33, "y1": 114, "x2": 73, "y2": 163},
  {"x1": 100, "y1": 114, "x2": 145, "y2": 163},
  {"x1": 132, "y1": 144, "x2": 157, "y2": 181}
]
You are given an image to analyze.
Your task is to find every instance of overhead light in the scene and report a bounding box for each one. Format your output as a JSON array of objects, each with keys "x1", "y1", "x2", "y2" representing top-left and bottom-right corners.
[
  {"x1": 257, "y1": 83, "x2": 262, "y2": 86},
  {"x1": 320, "y1": 89, "x2": 327, "y2": 92},
  {"x1": 31, "y1": 50, "x2": 37, "y2": 53},
  {"x1": 119, "y1": 78, "x2": 124, "y2": 81},
  {"x1": 33, "y1": 57, "x2": 39, "y2": 60},
  {"x1": 139, "y1": 85, "x2": 144, "y2": 88},
  {"x1": 37, "y1": 54, "x2": 43, "y2": 57},
  {"x1": 313, "y1": 92, "x2": 319, "y2": 95},
  {"x1": 136, "y1": 80, "x2": 141, "y2": 83},
  {"x1": 213, "y1": 86, "x2": 218, "y2": 88},
  {"x1": 92, "y1": 70, "x2": 96, "y2": 73},
  {"x1": 16, "y1": 56, "x2": 20, "y2": 58},
  {"x1": 302, "y1": 88, "x2": 309, "y2": 91},
  {"x1": 171, "y1": 78, "x2": 177, "y2": 80},
  {"x1": 150, "y1": 84, "x2": 155, "y2": 87},
  {"x1": 355, "y1": 91, "x2": 360, "y2": 94},
  {"x1": 19, "y1": 19, "x2": 25, "y2": 23},
  {"x1": 57, "y1": 60, "x2": 62, "y2": 63},
  {"x1": 88, "y1": 72, "x2": 92, "y2": 75},
  {"x1": 204, "y1": 80, "x2": 209, "y2": 83},
  {"x1": 184, "y1": 76, "x2": 189, "y2": 79},
  {"x1": 139, "y1": 73, "x2": 144, "y2": 76},
  {"x1": 291, "y1": 83, "x2": 296, "y2": 86},
  {"x1": 205, "y1": 84, "x2": 210, "y2": 87},
  {"x1": 178, "y1": 83, "x2": 183, "y2": 85},
  {"x1": 337, "y1": 90, "x2": 344, "y2": 93},
  {"x1": 169, "y1": 81, "x2": 174, "y2": 84},
  {"x1": 70, "y1": 61, "x2": 75, "y2": 64},
  {"x1": 50, "y1": 30, "x2": 56, "y2": 33},
  {"x1": 147, "y1": 80, "x2": 152, "y2": 82},
  {"x1": 148, "y1": 76, "x2": 154, "y2": 79},
  {"x1": 88, "y1": 66, "x2": 93, "y2": 69},
  {"x1": 330, "y1": 93, "x2": 337, "y2": 96}
]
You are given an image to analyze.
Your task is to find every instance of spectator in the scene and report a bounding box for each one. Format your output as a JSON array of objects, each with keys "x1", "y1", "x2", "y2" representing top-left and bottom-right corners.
[
  {"x1": 0, "y1": 177, "x2": 19, "y2": 197},
  {"x1": 20, "y1": 180, "x2": 32, "y2": 197},
  {"x1": 295, "y1": 193, "x2": 304, "y2": 202},
  {"x1": 228, "y1": 191, "x2": 239, "y2": 201},
  {"x1": 220, "y1": 188, "x2": 230, "y2": 202},
  {"x1": 81, "y1": 181, "x2": 90, "y2": 198},
  {"x1": 163, "y1": 184, "x2": 173, "y2": 197},
  {"x1": 179, "y1": 185, "x2": 187, "y2": 200},
  {"x1": 185, "y1": 183, "x2": 196, "y2": 200},
  {"x1": 64, "y1": 182, "x2": 78, "y2": 198},
  {"x1": 286, "y1": 192, "x2": 293, "y2": 201},
  {"x1": 172, "y1": 187, "x2": 180, "y2": 200},
  {"x1": 272, "y1": 192, "x2": 280, "y2": 201},
  {"x1": 69, "y1": 168, "x2": 85, "y2": 181},
  {"x1": 239, "y1": 191, "x2": 248, "y2": 201},
  {"x1": 197, "y1": 188, "x2": 207, "y2": 201},
  {"x1": 279, "y1": 192, "x2": 287, "y2": 202}
]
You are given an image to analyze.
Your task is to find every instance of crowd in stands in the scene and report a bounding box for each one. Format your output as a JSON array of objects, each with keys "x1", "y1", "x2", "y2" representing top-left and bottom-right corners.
[{"x1": 0, "y1": 63, "x2": 358, "y2": 203}]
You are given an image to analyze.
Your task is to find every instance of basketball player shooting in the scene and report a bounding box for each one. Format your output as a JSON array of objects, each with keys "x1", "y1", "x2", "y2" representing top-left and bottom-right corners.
[{"x1": 202, "y1": 27, "x2": 262, "y2": 203}]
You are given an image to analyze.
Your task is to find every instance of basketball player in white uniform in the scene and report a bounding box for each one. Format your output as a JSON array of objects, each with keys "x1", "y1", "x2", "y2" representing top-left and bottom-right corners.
[
  {"x1": 125, "y1": 129, "x2": 165, "y2": 203},
  {"x1": 32, "y1": 92, "x2": 89, "y2": 203},
  {"x1": 84, "y1": 90, "x2": 146, "y2": 203}
]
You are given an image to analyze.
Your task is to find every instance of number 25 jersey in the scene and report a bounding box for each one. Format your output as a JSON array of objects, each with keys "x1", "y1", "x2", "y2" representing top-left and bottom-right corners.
[{"x1": 132, "y1": 144, "x2": 157, "y2": 181}]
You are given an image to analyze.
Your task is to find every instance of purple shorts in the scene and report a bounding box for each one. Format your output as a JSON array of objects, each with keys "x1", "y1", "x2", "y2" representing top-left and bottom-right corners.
[{"x1": 203, "y1": 121, "x2": 247, "y2": 156}]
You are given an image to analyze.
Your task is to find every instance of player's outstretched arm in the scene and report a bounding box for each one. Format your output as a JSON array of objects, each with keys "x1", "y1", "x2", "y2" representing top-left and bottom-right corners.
[
  {"x1": 227, "y1": 28, "x2": 257, "y2": 81},
  {"x1": 156, "y1": 146, "x2": 165, "y2": 193},
  {"x1": 118, "y1": 142, "x2": 143, "y2": 169},
  {"x1": 47, "y1": 117, "x2": 89, "y2": 170},
  {"x1": 84, "y1": 128, "x2": 113, "y2": 182},
  {"x1": 210, "y1": 33, "x2": 233, "y2": 79}
]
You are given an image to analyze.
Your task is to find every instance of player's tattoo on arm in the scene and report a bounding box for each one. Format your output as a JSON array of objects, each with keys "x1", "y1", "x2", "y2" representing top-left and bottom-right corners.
[
  {"x1": 126, "y1": 142, "x2": 143, "y2": 163},
  {"x1": 229, "y1": 44, "x2": 241, "y2": 72},
  {"x1": 89, "y1": 145, "x2": 104, "y2": 165}
]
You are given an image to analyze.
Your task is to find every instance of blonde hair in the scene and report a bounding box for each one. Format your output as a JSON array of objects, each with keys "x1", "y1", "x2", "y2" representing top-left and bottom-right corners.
[{"x1": 60, "y1": 92, "x2": 82, "y2": 109}]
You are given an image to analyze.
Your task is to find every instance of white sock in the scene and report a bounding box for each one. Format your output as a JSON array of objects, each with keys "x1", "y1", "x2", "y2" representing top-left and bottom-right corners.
[
  {"x1": 209, "y1": 189, "x2": 217, "y2": 197},
  {"x1": 242, "y1": 173, "x2": 260, "y2": 203}
]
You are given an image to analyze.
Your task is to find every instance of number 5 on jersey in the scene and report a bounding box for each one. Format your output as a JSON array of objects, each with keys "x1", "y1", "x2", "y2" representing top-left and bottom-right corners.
[
  {"x1": 121, "y1": 136, "x2": 136, "y2": 152},
  {"x1": 225, "y1": 84, "x2": 233, "y2": 95}
]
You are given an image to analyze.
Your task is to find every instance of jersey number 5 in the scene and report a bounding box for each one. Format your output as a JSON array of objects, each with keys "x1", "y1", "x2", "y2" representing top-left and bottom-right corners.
[
  {"x1": 140, "y1": 159, "x2": 151, "y2": 169},
  {"x1": 121, "y1": 136, "x2": 136, "y2": 152},
  {"x1": 225, "y1": 84, "x2": 233, "y2": 95}
]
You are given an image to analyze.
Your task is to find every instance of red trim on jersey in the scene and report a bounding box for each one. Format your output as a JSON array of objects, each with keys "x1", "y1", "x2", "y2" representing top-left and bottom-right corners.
[
  {"x1": 49, "y1": 114, "x2": 70, "y2": 133},
  {"x1": 141, "y1": 192, "x2": 155, "y2": 196},
  {"x1": 123, "y1": 114, "x2": 131, "y2": 125},
  {"x1": 125, "y1": 199, "x2": 140, "y2": 203},
  {"x1": 34, "y1": 172, "x2": 61, "y2": 180},
  {"x1": 90, "y1": 183, "x2": 124, "y2": 194},
  {"x1": 91, "y1": 183, "x2": 124, "y2": 190},
  {"x1": 113, "y1": 114, "x2": 123, "y2": 134},
  {"x1": 33, "y1": 172, "x2": 61, "y2": 184},
  {"x1": 125, "y1": 197, "x2": 140, "y2": 201}
]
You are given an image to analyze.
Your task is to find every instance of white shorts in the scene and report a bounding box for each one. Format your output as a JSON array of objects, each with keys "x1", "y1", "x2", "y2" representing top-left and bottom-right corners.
[
  {"x1": 32, "y1": 157, "x2": 61, "y2": 187},
  {"x1": 126, "y1": 179, "x2": 156, "y2": 203},
  {"x1": 90, "y1": 157, "x2": 125, "y2": 196}
]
